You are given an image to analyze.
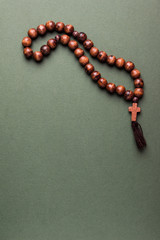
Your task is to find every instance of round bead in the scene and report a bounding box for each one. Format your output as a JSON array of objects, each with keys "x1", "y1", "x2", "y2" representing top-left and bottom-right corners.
[
  {"x1": 40, "y1": 45, "x2": 51, "y2": 56},
  {"x1": 124, "y1": 61, "x2": 135, "y2": 72},
  {"x1": 33, "y1": 51, "x2": 43, "y2": 62},
  {"x1": 106, "y1": 55, "x2": 116, "y2": 65},
  {"x1": 91, "y1": 71, "x2": 101, "y2": 82},
  {"x1": 115, "y1": 58, "x2": 125, "y2": 68},
  {"x1": 22, "y1": 37, "x2": 32, "y2": 47},
  {"x1": 77, "y1": 32, "x2": 87, "y2": 43},
  {"x1": 72, "y1": 31, "x2": 79, "y2": 39},
  {"x1": 85, "y1": 63, "x2": 94, "y2": 75},
  {"x1": 132, "y1": 97, "x2": 139, "y2": 103},
  {"x1": 131, "y1": 69, "x2": 141, "y2": 79},
  {"x1": 134, "y1": 78, "x2": 144, "y2": 88},
  {"x1": 116, "y1": 85, "x2": 126, "y2": 95},
  {"x1": 134, "y1": 88, "x2": 144, "y2": 98},
  {"x1": 98, "y1": 78, "x2": 107, "y2": 88},
  {"x1": 83, "y1": 39, "x2": 94, "y2": 50},
  {"x1": 55, "y1": 35, "x2": 61, "y2": 43},
  {"x1": 47, "y1": 38, "x2": 57, "y2": 49},
  {"x1": 45, "y1": 20, "x2": 55, "y2": 31},
  {"x1": 90, "y1": 47, "x2": 99, "y2": 57},
  {"x1": 37, "y1": 24, "x2": 47, "y2": 35},
  {"x1": 60, "y1": 35, "x2": 70, "y2": 45},
  {"x1": 97, "y1": 51, "x2": 107, "y2": 62},
  {"x1": 74, "y1": 48, "x2": 84, "y2": 58},
  {"x1": 28, "y1": 28, "x2": 38, "y2": 39},
  {"x1": 68, "y1": 40, "x2": 78, "y2": 50},
  {"x1": 124, "y1": 90, "x2": 134, "y2": 101},
  {"x1": 106, "y1": 83, "x2": 116, "y2": 93},
  {"x1": 79, "y1": 56, "x2": 89, "y2": 66},
  {"x1": 23, "y1": 47, "x2": 33, "y2": 58},
  {"x1": 55, "y1": 22, "x2": 65, "y2": 32},
  {"x1": 64, "y1": 24, "x2": 74, "y2": 35}
]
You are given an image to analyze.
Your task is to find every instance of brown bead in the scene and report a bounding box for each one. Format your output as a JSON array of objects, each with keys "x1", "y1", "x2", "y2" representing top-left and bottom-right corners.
[
  {"x1": 68, "y1": 40, "x2": 78, "y2": 51},
  {"x1": 97, "y1": 51, "x2": 107, "y2": 62},
  {"x1": 116, "y1": 85, "x2": 126, "y2": 95},
  {"x1": 72, "y1": 31, "x2": 79, "y2": 39},
  {"x1": 106, "y1": 83, "x2": 116, "y2": 93},
  {"x1": 90, "y1": 47, "x2": 99, "y2": 57},
  {"x1": 55, "y1": 35, "x2": 61, "y2": 42},
  {"x1": 85, "y1": 63, "x2": 94, "y2": 75},
  {"x1": 74, "y1": 48, "x2": 84, "y2": 58},
  {"x1": 37, "y1": 24, "x2": 47, "y2": 35},
  {"x1": 132, "y1": 96, "x2": 139, "y2": 103},
  {"x1": 23, "y1": 47, "x2": 33, "y2": 58},
  {"x1": 131, "y1": 69, "x2": 141, "y2": 79},
  {"x1": 79, "y1": 56, "x2": 89, "y2": 66},
  {"x1": 134, "y1": 88, "x2": 144, "y2": 98},
  {"x1": 83, "y1": 39, "x2": 94, "y2": 50},
  {"x1": 98, "y1": 78, "x2": 107, "y2": 88},
  {"x1": 22, "y1": 37, "x2": 32, "y2": 47},
  {"x1": 28, "y1": 28, "x2": 38, "y2": 39},
  {"x1": 124, "y1": 61, "x2": 135, "y2": 72},
  {"x1": 134, "y1": 78, "x2": 144, "y2": 88},
  {"x1": 45, "y1": 20, "x2": 55, "y2": 31},
  {"x1": 124, "y1": 90, "x2": 134, "y2": 101},
  {"x1": 64, "y1": 24, "x2": 74, "y2": 35},
  {"x1": 91, "y1": 71, "x2": 101, "y2": 82},
  {"x1": 47, "y1": 38, "x2": 57, "y2": 49},
  {"x1": 106, "y1": 55, "x2": 116, "y2": 65},
  {"x1": 60, "y1": 35, "x2": 70, "y2": 45},
  {"x1": 33, "y1": 51, "x2": 43, "y2": 62},
  {"x1": 115, "y1": 58, "x2": 125, "y2": 68},
  {"x1": 77, "y1": 32, "x2": 87, "y2": 43},
  {"x1": 40, "y1": 45, "x2": 51, "y2": 56},
  {"x1": 55, "y1": 22, "x2": 65, "y2": 32}
]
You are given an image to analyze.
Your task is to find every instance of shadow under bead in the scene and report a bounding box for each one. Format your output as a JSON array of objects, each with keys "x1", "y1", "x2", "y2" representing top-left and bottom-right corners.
[
  {"x1": 97, "y1": 51, "x2": 107, "y2": 62},
  {"x1": 60, "y1": 35, "x2": 70, "y2": 45},
  {"x1": 124, "y1": 90, "x2": 134, "y2": 101},
  {"x1": 98, "y1": 78, "x2": 107, "y2": 88},
  {"x1": 91, "y1": 71, "x2": 101, "y2": 82},
  {"x1": 74, "y1": 48, "x2": 84, "y2": 58},
  {"x1": 85, "y1": 63, "x2": 94, "y2": 74},
  {"x1": 45, "y1": 20, "x2": 55, "y2": 32},
  {"x1": 28, "y1": 28, "x2": 38, "y2": 39},
  {"x1": 68, "y1": 40, "x2": 78, "y2": 51},
  {"x1": 40, "y1": 45, "x2": 51, "y2": 56},
  {"x1": 37, "y1": 24, "x2": 47, "y2": 35},
  {"x1": 106, "y1": 83, "x2": 116, "y2": 93},
  {"x1": 55, "y1": 22, "x2": 65, "y2": 32}
]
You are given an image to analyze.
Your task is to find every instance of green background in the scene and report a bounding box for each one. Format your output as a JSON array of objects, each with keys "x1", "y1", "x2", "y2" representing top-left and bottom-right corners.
[{"x1": 0, "y1": 0, "x2": 160, "y2": 239}]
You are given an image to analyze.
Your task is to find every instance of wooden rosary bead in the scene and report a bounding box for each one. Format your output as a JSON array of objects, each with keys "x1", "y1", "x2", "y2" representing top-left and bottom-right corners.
[
  {"x1": 23, "y1": 47, "x2": 33, "y2": 58},
  {"x1": 91, "y1": 71, "x2": 101, "y2": 82},
  {"x1": 74, "y1": 48, "x2": 84, "y2": 58},
  {"x1": 55, "y1": 22, "x2": 65, "y2": 32},
  {"x1": 124, "y1": 61, "x2": 135, "y2": 72},
  {"x1": 37, "y1": 24, "x2": 47, "y2": 35},
  {"x1": 83, "y1": 39, "x2": 94, "y2": 50},
  {"x1": 45, "y1": 20, "x2": 55, "y2": 31},
  {"x1": 77, "y1": 32, "x2": 87, "y2": 43},
  {"x1": 68, "y1": 40, "x2": 78, "y2": 51},
  {"x1": 98, "y1": 78, "x2": 107, "y2": 88},
  {"x1": 134, "y1": 88, "x2": 144, "y2": 98},
  {"x1": 33, "y1": 51, "x2": 43, "y2": 62},
  {"x1": 115, "y1": 58, "x2": 125, "y2": 68},
  {"x1": 90, "y1": 47, "x2": 99, "y2": 58},
  {"x1": 124, "y1": 90, "x2": 134, "y2": 101},
  {"x1": 134, "y1": 78, "x2": 144, "y2": 88},
  {"x1": 55, "y1": 35, "x2": 61, "y2": 43},
  {"x1": 28, "y1": 28, "x2": 38, "y2": 39},
  {"x1": 22, "y1": 37, "x2": 32, "y2": 47},
  {"x1": 47, "y1": 38, "x2": 57, "y2": 49},
  {"x1": 79, "y1": 56, "x2": 89, "y2": 66},
  {"x1": 97, "y1": 51, "x2": 107, "y2": 63},
  {"x1": 85, "y1": 63, "x2": 94, "y2": 74},
  {"x1": 64, "y1": 24, "x2": 74, "y2": 35},
  {"x1": 40, "y1": 45, "x2": 51, "y2": 56},
  {"x1": 132, "y1": 96, "x2": 139, "y2": 103},
  {"x1": 131, "y1": 69, "x2": 141, "y2": 79},
  {"x1": 116, "y1": 85, "x2": 126, "y2": 95},
  {"x1": 106, "y1": 55, "x2": 116, "y2": 65},
  {"x1": 72, "y1": 31, "x2": 79, "y2": 39},
  {"x1": 106, "y1": 83, "x2": 116, "y2": 93},
  {"x1": 60, "y1": 35, "x2": 70, "y2": 45}
]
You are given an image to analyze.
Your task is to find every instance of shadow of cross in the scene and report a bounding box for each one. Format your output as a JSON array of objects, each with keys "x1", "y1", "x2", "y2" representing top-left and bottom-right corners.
[{"x1": 128, "y1": 103, "x2": 141, "y2": 122}]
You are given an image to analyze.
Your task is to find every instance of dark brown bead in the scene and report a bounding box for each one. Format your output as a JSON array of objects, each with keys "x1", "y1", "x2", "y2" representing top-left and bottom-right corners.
[
  {"x1": 68, "y1": 40, "x2": 78, "y2": 50},
  {"x1": 106, "y1": 55, "x2": 116, "y2": 65},
  {"x1": 64, "y1": 24, "x2": 74, "y2": 35},
  {"x1": 83, "y1": 39, "x2": 94, "y2": 50},
  {"x1": 47, "y1": 38, "x2": 57, "y2": 49},
  {"x1": 131, "y1": 69, "x2": 141, "y2": 79},
  {"x1": 132, "y1": 96, "x2": 139, "y2": 103},
  {"x1": 116, "y1": 85, "x2": 126, "y2": 95},
  {"x1": 79, "y1": 56, "x2": 89, "y2": 66},
  {"x1": 28, "y1": 28, "x2": 38, "y2": 39},
  {"x1": 91, "y1": 71, "x2": 101, "y2": 82},
  {"x1": 90, "y1": 47, "x2": 99, "y2": 57},
  {"x1": 45, "y1": 20, "x2": 55, "y2": 31},
  {"x1": 124, "y1": 61, "x2": 135, "y2": 72},
  {"x1": 55, "y1": 35, "x2": 61, "y2": 43},
  {"x1": 106, "y1": 83, "x2": 116, "y2": 93},
  {"x1": 37, "y1": 24, "x2": 47, "y2": 35},
  {"x1": 72, "y1": 31, "x2": 79, "y2": 39},
  {"x1": 98, "y1": 78, "x2": 107, "y2": 88},
  {"x1": 97, "y1": 51, "x2": 107, "y2": 62},
  {"x1": 134, "y1": 78, "x2": 144, "y2": 88},
  {"x1": 23, "y1": 47, "x2": 33, "y2": 58},
  {"x1": 74, "y1": 48, "x2": 84, "y2": 58},
  {"x1": 22, "y1": 37, "x2": 32, "y2": 47},
  {"x1": 115, "y1": 58, "x2": 125, "y2": 68},
  {"x1": 85, "y1": 63, "x2": 94, "y2": 75},
  {"x1": 134, "y1": 88, "x2": 144, "y2": 98},
  {"x1": 77, "y1": 32, "x2": 87, "y2": 43},
  {"x1": 60, "y1": 35, "x2": 70, "y2": 45},
  {"x1": 55, "y1": 22, "x2": 65, "y2": 32},
  {"x1": 124, "y1": 90, "x2": 134, "y2": 101},
  {"x1": 40, "y1": 45, "x2": 51, "y2": 56},
  {"x1": 33, "y1": 51, "x2": 43, "y2": 62}
]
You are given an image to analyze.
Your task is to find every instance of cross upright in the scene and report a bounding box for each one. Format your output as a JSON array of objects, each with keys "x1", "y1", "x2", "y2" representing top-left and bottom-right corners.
[{"x1": 128, "y1": 103, "x2": 141, "y2": 122}]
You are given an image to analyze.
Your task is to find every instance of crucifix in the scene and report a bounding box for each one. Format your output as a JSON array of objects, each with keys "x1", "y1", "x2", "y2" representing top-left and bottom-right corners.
[{"x1": 128, "y1": 103, "x2": 141, "y2": 122}]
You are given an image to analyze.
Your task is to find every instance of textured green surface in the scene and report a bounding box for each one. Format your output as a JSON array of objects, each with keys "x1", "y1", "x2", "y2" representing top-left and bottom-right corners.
[{"x1": 0, "y1": 0, "x2": 160, "y2": 239}]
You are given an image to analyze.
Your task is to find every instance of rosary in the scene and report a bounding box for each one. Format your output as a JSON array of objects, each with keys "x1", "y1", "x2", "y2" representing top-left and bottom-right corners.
[{"x1": 22, "y1": 21, "x2": 147, "y2": 150}]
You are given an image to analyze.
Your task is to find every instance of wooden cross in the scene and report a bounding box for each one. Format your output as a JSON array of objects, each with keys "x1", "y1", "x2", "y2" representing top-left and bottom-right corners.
[{"x1": 128, "y1": 103, "x2": 141, "y2": 121}]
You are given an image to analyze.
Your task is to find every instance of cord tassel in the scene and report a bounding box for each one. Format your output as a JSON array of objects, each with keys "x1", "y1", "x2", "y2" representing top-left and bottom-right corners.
[{"x1": 131, "y1": 121, "x2": 146, "y2": 149}]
